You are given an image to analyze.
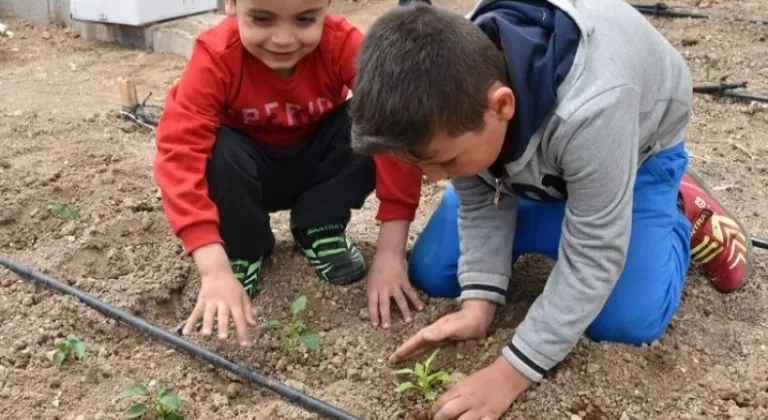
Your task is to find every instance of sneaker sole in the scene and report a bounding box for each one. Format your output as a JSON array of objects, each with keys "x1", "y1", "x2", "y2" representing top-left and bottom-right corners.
[
  {"x1": 325, "y1": 267, "x2": 367, "y2": 286},
  {"x1": 686, "y1": 167, "x2": 754, "y2": 292}
]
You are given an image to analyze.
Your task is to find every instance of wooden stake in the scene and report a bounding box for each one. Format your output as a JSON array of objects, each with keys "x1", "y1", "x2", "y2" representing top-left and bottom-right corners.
[{"x1": 117, "y1": 77, "x2": 139, "y2": 110}]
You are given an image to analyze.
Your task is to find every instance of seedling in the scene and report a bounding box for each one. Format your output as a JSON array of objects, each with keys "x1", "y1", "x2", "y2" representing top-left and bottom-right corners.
[
  {"x1": 393, "y1": 349, "x2": 453, "y2": 406},
  {"x1": 50, "y1": 334, "x2": 86, "y2": 368},
  {"x1": 262, "y1": 295, "x2": 320, "y2": 358},
  {"x1": 115, "y1": 384, "x2": 183, "y2": 420},
  {"x1": 48, "y1": 201, "x2": 81, "y2": 221}
]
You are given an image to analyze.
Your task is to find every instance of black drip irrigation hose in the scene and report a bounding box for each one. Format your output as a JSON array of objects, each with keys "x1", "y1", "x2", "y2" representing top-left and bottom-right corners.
[
  {"x1": 693, "y1": 81, "x2": 768, "y2": 104},
  {"x1": 0, "y1": 256, "x2": 363, "y2": 420},
  {"x1": 631, "y1": 2, "x2": 768, "y2": 26}
]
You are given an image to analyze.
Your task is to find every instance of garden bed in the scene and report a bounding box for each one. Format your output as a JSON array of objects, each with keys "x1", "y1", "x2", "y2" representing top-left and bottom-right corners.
[{"x1": 2, "y1": 0, "x2": 768, "y2": 418}]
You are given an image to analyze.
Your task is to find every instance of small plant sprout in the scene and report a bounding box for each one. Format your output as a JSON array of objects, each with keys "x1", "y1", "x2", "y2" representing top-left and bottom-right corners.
[
  {"x1": 48, "y1": 201, "x2": 81, "y2": 221},
  {"x1": 393, "y1": 349, "x2": 453, "y2": 406},
  {"x1": 262, "y1": 295, "x2": 320, "y2": 358},
  {"x1": 50, "y1": 334, "x2": 86, "y2": 368},
  {"x1": 115, "y1": 384, "x2": 184, "y2": 420}
]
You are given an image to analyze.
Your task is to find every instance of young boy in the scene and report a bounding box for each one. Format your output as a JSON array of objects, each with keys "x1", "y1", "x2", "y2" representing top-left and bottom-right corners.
[
  {"x1": 350, "y1": 1, "x2": 754, "y2": 418},
  {"x1": 153, "y1": 0, "x2": 423, "y2": 346}
]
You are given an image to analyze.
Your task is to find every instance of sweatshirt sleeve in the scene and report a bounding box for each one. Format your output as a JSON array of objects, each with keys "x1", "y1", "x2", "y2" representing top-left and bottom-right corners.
[
  {"x1": 334, "y1": 19, "x2": 423, "y2": 222},
  {"x1": 503, "y1": 85, "x2": 641, "y2": 383},
  {"x1": 153, "y1": 41, "x2": 231, "y2": 254},
  {"x1": 454, "y1": 174, "x2": 518, "y2": 304},
  {"x1": 373, "y1": 155, "x2": 423, "y2": 221}
]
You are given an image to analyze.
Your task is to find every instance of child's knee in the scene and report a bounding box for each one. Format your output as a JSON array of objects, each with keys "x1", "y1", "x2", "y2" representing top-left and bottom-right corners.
[
  {"x1": 408, "y1": 229, "x2": 461, "y2": 298},
  {"x1": 586, "y1": 307, "x2": 670, "y2": 346},
  {"x1": 408, "y1": 254, "x2": 461, "y2": 298},
  {"x1": 406, "y1": 186, "x2": 463, "y2": 298}
]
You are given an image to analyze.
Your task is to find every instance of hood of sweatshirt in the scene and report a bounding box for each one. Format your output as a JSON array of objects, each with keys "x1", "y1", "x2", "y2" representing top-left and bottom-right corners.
[{"x1": 467, "y1": 0, "x2": 582, "y2": 176}]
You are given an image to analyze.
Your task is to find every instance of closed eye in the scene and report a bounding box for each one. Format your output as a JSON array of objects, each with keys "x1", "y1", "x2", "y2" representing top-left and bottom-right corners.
[{"x1": 297, "y1": 15, "x2": 318, "y2": 24}]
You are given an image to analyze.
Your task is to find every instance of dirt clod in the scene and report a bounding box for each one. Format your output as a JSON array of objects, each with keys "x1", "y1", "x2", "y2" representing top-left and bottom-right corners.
[{"x1": 226, "y1": 382, "x2": 241, "y2": 399}]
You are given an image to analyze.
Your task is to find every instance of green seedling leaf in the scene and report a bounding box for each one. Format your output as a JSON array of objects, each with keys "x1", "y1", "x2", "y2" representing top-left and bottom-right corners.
[
  {"x1": 298, "y1": 329, "x2": 319, "y2": 352},
  {"x1": 51, "y1": 350, "x2": 66, "y2": 367},
  {"x1": 414, "y1": 362, "x2": 425, "y2": 378},
  {"x1": 158, "y1": 391, "x2": 182, "y2": 412},
  {"x1": 70, "y1": 338, "x2": 86, "y2": 359},
  {"x1": 262, "y1": 320, "x2": 281, "y2": 328},
  {"x1": 391, "y1": 349, "x2": 454, "y2": 407},
  {"x1": 291, "y1": 295, "x2": 307, "y2": 316},
  {"x1": 424, "y1": 349, "x2": 439, "y2": 371},
  {"x1": 56, "y1": 341, "x2": 69, "y2": 353},
  {"x1": 116, "y1": 384, "x2": 150, "y2": 400},
  {"x1": 426, "y1": 371, "x2": 453, "y2": 385},
  {"x1": 126, "y1": 403, "x2": 149, "y2": 418},
  {"x1": 395, "y1": 381, "x2": 417, "y2": 393},
  {"x1": 48, "y1": 201, "x2": 80, "y2": 220},
  {"x1": 165, "y1": 412, "x2": 185, "y2": 420}
]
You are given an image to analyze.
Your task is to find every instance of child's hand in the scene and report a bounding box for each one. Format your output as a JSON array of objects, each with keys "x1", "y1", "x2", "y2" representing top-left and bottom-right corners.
[
  {"x1": 183, "y1": 244, "x2": 257, "y2": 346},
  {"x1": 367, "y1": 250, "x2": 424, "y2": 329},
  {"x1": 389, "y1": 299, "x2": 496, "y2": 364},
  {"x1": 430, "y1": 356, "x2": 532, "y2": 420}
]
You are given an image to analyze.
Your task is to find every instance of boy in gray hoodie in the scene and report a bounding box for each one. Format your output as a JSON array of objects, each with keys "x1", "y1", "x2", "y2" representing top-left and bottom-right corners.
[{"x1": 350, "y1": 0, "x2": 754, "y2": 418}]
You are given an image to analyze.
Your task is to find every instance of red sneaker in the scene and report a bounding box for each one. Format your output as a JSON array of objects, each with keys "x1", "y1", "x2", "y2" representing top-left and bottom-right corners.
[{"x1": 679, "y1": 168, "x2": 753, "y2": 293}]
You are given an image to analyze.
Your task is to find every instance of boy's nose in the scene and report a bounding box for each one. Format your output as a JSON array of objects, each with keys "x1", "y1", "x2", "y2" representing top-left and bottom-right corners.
[{"x1": 271, "y1": 32, "x2": 295, "y2": 46}]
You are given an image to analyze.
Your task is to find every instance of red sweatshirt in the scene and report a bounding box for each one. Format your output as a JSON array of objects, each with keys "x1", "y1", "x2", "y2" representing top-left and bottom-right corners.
[{"x1": 154, "y1": 15, "x2": 423, "y2": 254}]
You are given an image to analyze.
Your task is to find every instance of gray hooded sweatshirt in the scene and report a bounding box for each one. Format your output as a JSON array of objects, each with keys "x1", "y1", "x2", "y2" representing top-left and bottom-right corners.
[{"x1": 455, "y1": 0, "x2": 693, "y2": 382}]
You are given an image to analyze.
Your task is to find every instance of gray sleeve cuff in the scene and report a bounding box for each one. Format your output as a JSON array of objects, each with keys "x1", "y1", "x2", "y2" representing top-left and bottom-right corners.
[
  {"x1": 501, "y1": 334, "x2": 559, "y2": 383},
  {"x1": 458, "y1": 273, "x2": 508, "y2": 305}
]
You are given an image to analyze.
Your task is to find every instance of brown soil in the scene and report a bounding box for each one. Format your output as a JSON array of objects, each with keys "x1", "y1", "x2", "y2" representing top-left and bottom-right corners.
[{"x1": 2, "y1": 1, "x2": 768, "y2": 419}]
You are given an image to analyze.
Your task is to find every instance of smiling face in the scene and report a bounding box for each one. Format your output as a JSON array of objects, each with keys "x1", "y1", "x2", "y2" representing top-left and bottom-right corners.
[{"x1": 226, "y1": 0, "x2": 330, "y2": 75}]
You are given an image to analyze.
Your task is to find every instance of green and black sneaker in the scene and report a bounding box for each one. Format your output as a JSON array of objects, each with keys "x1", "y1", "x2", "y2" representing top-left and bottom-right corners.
[
  {"x1": 230, "y1": 257, "x2": 265, "y2": 299},
  {"x1": 293, "y1": 223, "x2": 366, "y2": 285}
]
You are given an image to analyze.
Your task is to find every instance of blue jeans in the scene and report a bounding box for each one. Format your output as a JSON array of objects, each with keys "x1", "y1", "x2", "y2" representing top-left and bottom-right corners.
[{"x1": 408, "y1": 142, "x2": 692, "y2": 345}]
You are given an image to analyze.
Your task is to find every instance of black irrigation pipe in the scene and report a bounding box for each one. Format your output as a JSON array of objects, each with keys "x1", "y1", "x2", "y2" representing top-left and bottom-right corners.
[
  {"x1": 0, "y1": 256, "x2": 363, "y2": 420},
  {"x1": 631, "y1": 2, "x2": 768, "y2": 26},
  {"x1": 693, "y1": 81, "x2": 768, "y2": 104}
]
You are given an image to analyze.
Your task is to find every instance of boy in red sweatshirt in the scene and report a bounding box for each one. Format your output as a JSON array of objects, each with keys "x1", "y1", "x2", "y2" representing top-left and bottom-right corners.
[{"x1": 154, "y1": 0, "x2": 423, "y2": 345}]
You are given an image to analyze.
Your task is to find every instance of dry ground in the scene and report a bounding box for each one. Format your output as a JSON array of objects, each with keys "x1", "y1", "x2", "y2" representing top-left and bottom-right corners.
[{"x1": 1, "y1": 0, "x2": 768, "y2": 419}]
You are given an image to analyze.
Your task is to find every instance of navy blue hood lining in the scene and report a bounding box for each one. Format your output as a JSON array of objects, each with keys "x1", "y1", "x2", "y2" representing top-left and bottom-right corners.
[{"x1": 470, "y1": 0, "x2": 581, "y2": 176}]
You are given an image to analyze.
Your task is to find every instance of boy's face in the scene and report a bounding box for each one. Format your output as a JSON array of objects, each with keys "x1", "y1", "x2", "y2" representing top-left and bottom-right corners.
[
  {"x1": 226, "y1": 0, "x2": 330, "y2": 74},
  {"x1": 406, "y1": 83, "x2": 515, "y2": 182}
]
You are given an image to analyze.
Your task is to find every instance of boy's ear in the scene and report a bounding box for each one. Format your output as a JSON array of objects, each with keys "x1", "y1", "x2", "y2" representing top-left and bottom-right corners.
[
  {"x1": 488, "y1": 83, "x2": 515, "y2": 123},
  {"x1": 225, "y1": 0, "x2": 236, "y2": 16}
]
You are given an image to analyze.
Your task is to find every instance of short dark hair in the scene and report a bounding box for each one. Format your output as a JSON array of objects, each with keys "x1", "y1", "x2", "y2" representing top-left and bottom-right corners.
[{"x1": 349, "y1": 4, "x2": 507, "y2": 160}]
